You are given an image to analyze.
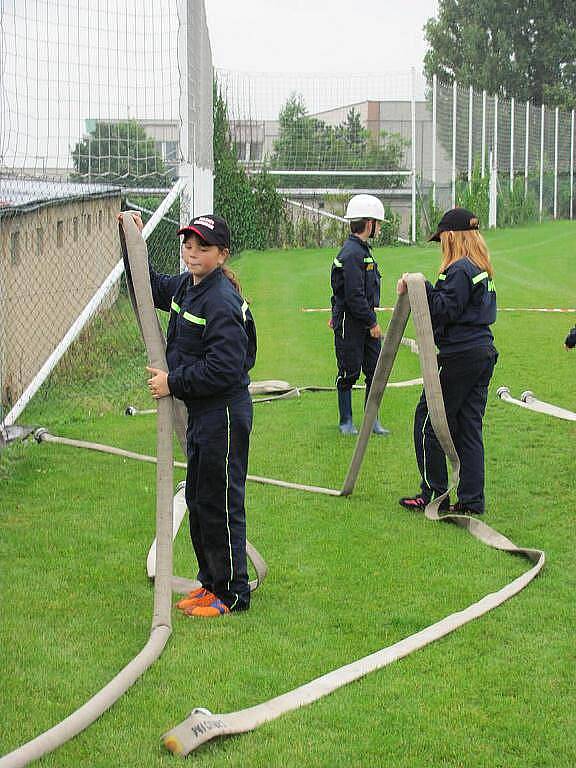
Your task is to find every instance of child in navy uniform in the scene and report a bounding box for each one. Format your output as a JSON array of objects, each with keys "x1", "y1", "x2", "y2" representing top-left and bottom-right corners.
[
  {"x1": 330, "y1": 194, "x2": 389, "y2": 436},
  {"x1": 143, "y1": 213, "x2": 256, "y2": 617},
  {"x1": 397, "y1": 208, "x2": 497, "y2": 515}
]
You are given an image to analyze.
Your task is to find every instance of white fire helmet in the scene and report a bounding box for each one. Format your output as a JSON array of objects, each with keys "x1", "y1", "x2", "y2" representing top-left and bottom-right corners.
[{"x1": 344, "y1": 194, "x2": 385, "y2": 221}]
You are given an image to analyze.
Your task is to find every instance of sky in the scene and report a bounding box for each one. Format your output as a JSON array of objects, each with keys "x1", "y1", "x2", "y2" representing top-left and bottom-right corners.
[{"x1": 205, "y1": 0, "x2": 439, "y2": 76}]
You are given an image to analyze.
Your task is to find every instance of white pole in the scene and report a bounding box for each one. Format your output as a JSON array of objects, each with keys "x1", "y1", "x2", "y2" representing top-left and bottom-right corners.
[
  {"x1": 432, "y1": 74, "x2": 437, "y2": 207},
  {"x1": 468, "y1": 85, "x2": 473, "y2": 184},
  {"x1": 570, "y1": 110, "x2": 574, "y2": 220},
  {"x1": 539, "y1": 104, "x2": 545, "y2": 220},
  {"x1": 411, "y1": 67, "x2": 417, "y2": 243},
  {"x1": 553, "y1": 106, "x2": 559, "y2": 219},
  {"x1": 524, "y1": 101, "x2": 530, "y2": 197},
  {"x1": 488, "y1": 151, "x2": 497, "y2": 227},
  {"x1": 493, "y1": 94, "x2": 499, "y2": 175},
  {"x1": 2, "y1": 182, "x2": 185, "y2": 428},
  {"x1": 510, "y1": 97, "x2": 515, "y2": 192},
  {"x1": 178, "y1": 0, "x2": 194, "y2": 272},
  {"x1": 451, "y1": 80, "x2": 457, "y2": 207},
  {"x1": 481, "y1": 90, "x2": 487, "y2": 178}
]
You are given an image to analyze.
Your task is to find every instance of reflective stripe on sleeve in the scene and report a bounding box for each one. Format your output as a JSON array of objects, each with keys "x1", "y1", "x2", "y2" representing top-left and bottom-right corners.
[
  {"x1": 333, "y1": 257, "x2": 343, "y2": 268},
  {"x1": 182, "y1": 311, "x2": 206, "y2": 326},
  {"x1": 171, "y1": 299, "x2": 181, "y2": 313},
  {"x1": 472, "y1": 271, "x2": 489, "y2": 285},
  {"x1": 437, "y1": 273, "x2": 446, "y2": 281}
]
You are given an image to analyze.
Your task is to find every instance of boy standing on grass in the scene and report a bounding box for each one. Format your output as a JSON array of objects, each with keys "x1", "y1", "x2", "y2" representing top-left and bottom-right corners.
[{"x1": 330, "y1": 194, "x2": 389, "y2": 436}]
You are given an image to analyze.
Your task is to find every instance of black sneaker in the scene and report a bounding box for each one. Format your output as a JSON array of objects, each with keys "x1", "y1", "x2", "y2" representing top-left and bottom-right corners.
[
  {"x1": 399, "y1": 495, "x2": 449, "y2": 512},
  {"x1": 450, "y1": 501, "x2": 484, "y2": 515}
]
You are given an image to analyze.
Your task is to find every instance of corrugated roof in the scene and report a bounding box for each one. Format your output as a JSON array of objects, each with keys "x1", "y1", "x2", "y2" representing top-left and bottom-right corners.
[{"x1": 0, "y1": 177, "x2": 120, "y2": 213}]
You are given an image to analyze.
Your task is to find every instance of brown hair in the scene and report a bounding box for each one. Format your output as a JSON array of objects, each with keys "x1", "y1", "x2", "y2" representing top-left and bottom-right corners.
[
  {"x1": 439, "y1": 229, "x2": 494, "y2": 278},
  {"x1": 222, "y1": 262, "x2": 241, "y2": 293}
]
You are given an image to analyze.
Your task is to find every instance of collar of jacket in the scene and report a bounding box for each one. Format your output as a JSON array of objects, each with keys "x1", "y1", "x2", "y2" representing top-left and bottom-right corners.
[
  {"x1": 348, "y1": 234, "x2": 371, "y2": 251},
  {"x1": 185, "y1": 265, "x2": 223, "y2": 296}
]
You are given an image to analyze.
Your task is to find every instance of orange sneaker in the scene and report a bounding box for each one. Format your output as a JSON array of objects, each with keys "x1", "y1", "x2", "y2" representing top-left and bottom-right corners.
[
  {"x1": 175, "y1": 588, "x2": 215, "y2": 611},
  {"x1": 184, "y1": 597, "x2": 230, "y2": 618}
]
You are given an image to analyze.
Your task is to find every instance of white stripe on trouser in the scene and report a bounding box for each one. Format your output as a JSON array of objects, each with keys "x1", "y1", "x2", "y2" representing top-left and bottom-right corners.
[
  {"x1": 224, "y1": 407, "x2": 239, "y2": 610},
  {"x1": 422, "y1": 365, "x2": 442, "y2": 494},
  {"x1": 421, "y1": 412, "x2": 430, "y2": 491}
]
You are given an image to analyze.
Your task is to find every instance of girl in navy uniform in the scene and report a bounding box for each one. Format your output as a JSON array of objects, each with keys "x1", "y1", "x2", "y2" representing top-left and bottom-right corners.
[
  {"x1": 143, "y1": 213, "x2": 256, "y2": 617},
  {"x1": 397, "y1": 208, "x2": 497, "y2": 515},
  {"x1": 330, "y1": 194, "x2": 389, "y2": 436}
]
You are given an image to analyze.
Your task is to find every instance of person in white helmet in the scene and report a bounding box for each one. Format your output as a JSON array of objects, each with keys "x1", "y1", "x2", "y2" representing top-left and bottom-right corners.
[{"x1": 330, "y1": 194, "x2": 389, "y2": 435}]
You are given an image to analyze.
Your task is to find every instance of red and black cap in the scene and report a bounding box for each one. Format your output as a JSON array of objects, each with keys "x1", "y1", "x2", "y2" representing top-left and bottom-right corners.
[
  {"x1": 177, "y1": 214, "x2": 230, "y2": 249},
  {"x1": 428, "y1": 207, "x2": 480, "y2": 241}
]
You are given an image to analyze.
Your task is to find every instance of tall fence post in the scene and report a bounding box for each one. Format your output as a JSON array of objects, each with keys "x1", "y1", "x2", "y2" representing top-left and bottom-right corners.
[
  {"x1": 571, "y1": 110, "x2": 574, "y2": 220},
  {"x1": 489, "y1": 150, "x2": 497, "y2": 227},
  {"x1": 451, "y1": 80, "x2": 457, "y2": 208},
  {"x1": 524, "y1": 101, "x2": 530, "y2": 197},
  {"x1": 411, "y1": 67, "x2": 417, "y2": 243},
  {"x1": 510, "y1": 97, "x2": 515, "y2": 192},
  {"x1": 481, "y1": 90, "x2": 487, "y2": 178},
  {"x1": 539, "y1": 104, "x2": 545, "y2": 220},
  {"x1": 432, "y1": 73, "x2": 437, "y2": 208},
  {"x1": 553, "y1": 106, "x2": 559, "y2": 219},
  {"x1": 468, "y1": 85, "x2": 473, "y2": 185}
]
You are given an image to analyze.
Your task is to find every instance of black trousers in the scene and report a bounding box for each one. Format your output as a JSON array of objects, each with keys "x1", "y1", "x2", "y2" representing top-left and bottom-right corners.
[
  {"x1": 334, "y1": 316, "x2": 381, "y2": 392},
  {"x1": 185, "y1": 391, "x2": 252, "y2": 611},
  {"x1": 413, "y1": 347, "x2": 497, "y2": 513}
]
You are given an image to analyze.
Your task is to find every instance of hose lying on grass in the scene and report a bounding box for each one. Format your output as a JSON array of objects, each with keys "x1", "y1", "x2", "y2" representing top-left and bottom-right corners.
[
  {"x1": 161, "y1": 274, "x2": 545, "y2": 758},
  {"x1": 497, "y1": 386, "x2": 576, "y2": 422},
  {"x1": 1, "y1": 217, "x2": 545, "y2": 765}
]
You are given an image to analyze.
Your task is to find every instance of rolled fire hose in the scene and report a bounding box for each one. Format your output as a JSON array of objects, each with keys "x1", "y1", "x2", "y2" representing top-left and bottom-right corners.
[
  {"x1": 497, "y1": 386, "x2": 576, "y2": 422},
  {"x1": 125, "y1": 370, "x2": 423, "y2": 413},
  {"x1": 161, "y1": 273, "x2": 544, "y2": 758},
  {"x1": 0, "y1": 209, "x2": 176, "y2": 768}
]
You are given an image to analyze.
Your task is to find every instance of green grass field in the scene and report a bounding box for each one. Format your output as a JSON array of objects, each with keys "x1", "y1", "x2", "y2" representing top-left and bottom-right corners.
[{"x1": 1, "y1": 221, "x2": 575, "y2": 767}]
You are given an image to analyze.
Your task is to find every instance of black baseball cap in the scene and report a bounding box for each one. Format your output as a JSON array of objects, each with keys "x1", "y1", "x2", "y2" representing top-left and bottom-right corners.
[
  {"x1": 177, "y1": 214, "x2": 230, "y2": 249},
  {"x1": 428, "y1": 208, "x2": 480, "y2": 241}
]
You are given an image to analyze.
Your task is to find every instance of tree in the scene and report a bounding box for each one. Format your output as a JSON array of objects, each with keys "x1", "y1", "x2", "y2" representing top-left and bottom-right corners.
[
  {"x1": 270, "y1": 95, "x2": 408, "y2": 187},
  {"x1": 71, "y1": 120, "x2": 169, "y2": 187},
  {"x1": 424, "y1": 0, "x2": 576, "y2": 108},
  {"x1": 213, "y1": 83, "x2": 286, "y2": 252}
]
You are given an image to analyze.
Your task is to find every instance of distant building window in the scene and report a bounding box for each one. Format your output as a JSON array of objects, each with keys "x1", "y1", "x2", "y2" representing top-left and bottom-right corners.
[
  {"x1": 234, "y1": 142, "x2": 247, "y2": 161},
  {"x1": 98, "y1": 210, "x2": 103, "y2": 231},
  {"x1": 164, "y1": 141, "x2": 178, "y2": 161},
  {"x1": 73, "y1": 216, "x2": 79, "y2": 241},
  {"x1": 250, "y1": 142, "x2": 263, "y2": 161},
  {"x1": 56, "y1": 220, "x2": 64, "y2": 248},
  {"x1": 86, "y1": 214, "x2": 92, "y2": 234},
  {"x1": 36, "y1": 227, "x2": 44, "y2": 257},
  {"x1": 10, "y1": 231, "x2": 20, "y2": 266}
]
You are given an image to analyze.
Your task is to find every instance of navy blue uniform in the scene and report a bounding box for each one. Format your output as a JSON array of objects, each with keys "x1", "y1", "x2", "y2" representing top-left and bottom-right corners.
[
  {"x1": 150, "y1": 264, "x2": 256, "y2": 611},
  {"x1": 415, "y1": 258, "x2": 497, "y2": 513},
  {"x1": 331, "y1": 235, "x2": 381, "y2": 391}
]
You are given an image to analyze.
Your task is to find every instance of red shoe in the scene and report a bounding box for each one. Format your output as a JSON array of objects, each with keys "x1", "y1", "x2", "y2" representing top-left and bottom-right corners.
[
  {"x1": 175, "y1": 588, "x2": 214, "y2": 611},
  {"x1": 399, "y1": 495, "x2": 450, "y2": 511},
  {"x1": 183, "y1": 596, "x2": 231, "y2": 618}
]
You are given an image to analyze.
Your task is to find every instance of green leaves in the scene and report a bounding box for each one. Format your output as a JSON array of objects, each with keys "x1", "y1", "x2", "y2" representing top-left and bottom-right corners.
[{"x1": 424, "y1": 0, "x2": 576, "y2": 109}]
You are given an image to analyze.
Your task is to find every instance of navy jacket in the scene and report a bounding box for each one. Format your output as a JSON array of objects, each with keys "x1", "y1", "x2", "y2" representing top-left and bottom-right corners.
[
  {"x1": 425, "y1": 257, "x2": 497, "y2": 355},
  {"x1": 565, "y1": 326, "x2": 576, "y2": 349},
  {"x1": 149, "y1": 265, "x2": 256, "y2": 410},
  {"x1": 331, "y1": 235, "x2": 380, "y2": 329}
]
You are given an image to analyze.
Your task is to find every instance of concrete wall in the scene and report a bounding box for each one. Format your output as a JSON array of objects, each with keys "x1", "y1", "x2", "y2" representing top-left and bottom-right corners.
[{"x1": 0, "y1": 193, "x2": 121, "y2": 412}]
